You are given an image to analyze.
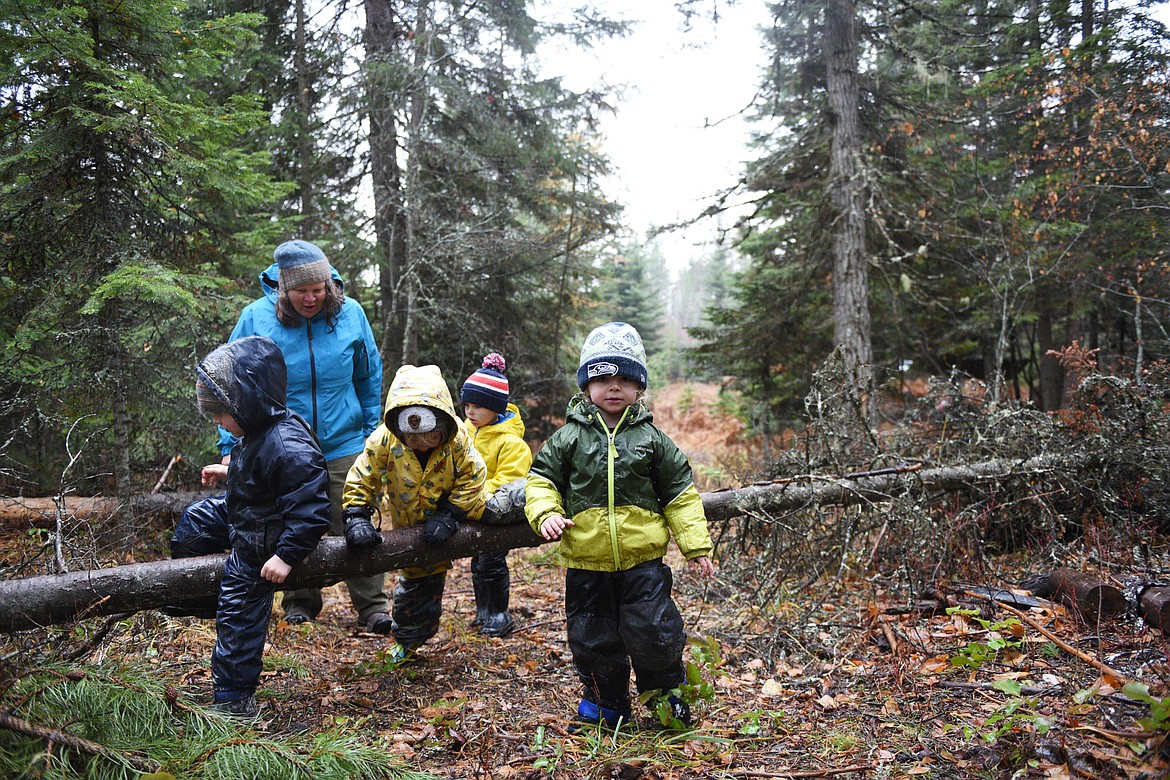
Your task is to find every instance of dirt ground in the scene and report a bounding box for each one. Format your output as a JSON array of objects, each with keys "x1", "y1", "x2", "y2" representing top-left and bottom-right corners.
[{"x1": 129, "y1": 539, "x2": 1170, "y2": 779}]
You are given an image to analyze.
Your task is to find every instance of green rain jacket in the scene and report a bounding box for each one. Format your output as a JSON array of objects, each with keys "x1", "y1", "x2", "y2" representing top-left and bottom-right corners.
[{"x1": 525, "y1": 395, "x2": 713, "y2": 572}]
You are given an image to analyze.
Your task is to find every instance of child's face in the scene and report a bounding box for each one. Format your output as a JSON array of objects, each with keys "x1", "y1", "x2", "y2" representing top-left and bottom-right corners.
[
  {"x1": 587, "y1": 374, "x2": 640, "y2": 418},
  {"x1": 402, "y1": 430, "x2": 444, "y2": 453},
  {"x1": 213, "y1": 411, "x2": 244, "y2": 437},
  {"x1": 463, "y1": 402, "x2": 495, "y2": 429}
]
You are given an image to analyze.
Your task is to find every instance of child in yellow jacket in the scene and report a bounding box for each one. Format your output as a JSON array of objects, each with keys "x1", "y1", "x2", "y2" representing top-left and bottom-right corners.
[
  {"x1": 460, "y1": 353, "x2": 533, "y2": 637},
  {"x1": 343, "y1": 364, "x2": 488, "y2": 662}
]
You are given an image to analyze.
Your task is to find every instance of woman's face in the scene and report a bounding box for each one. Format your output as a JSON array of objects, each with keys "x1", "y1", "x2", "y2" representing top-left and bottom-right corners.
[{"x1": 287, "y1": 281, "x2": 329, "y2": 319}]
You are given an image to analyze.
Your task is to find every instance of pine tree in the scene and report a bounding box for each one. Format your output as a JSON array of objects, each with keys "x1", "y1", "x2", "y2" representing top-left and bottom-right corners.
[
  {"x1": 360, "y1": 0, "x2": 627, "y2": 425},
  {"x1": 0, "y1": 1, "x2": 282, "y2": 512}
]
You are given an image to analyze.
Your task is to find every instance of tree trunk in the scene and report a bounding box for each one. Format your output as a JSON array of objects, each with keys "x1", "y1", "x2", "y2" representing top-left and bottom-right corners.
[
  {"x1": 364, "y1": 0, "x2": 408, "y2": 371},
  {"x1": 1, "y1": 492, "x2": 215, "y2": 528},
  {"x1": 1029, "y1": 567, "x2": 1126, "y2": 622},
  {"x1": 1140, "y1": 584, "x2": 1170, "y2": 632},
  {"x1": 398, "y1": 0, "x2": 430, "y2": 365},
  {"x1": 823, "y1": 0, "x2": 874, "y2": 425},
  {"x1": 0, "y1": 455, "x2": 1065, "y2": 632},
  {"x1": 1037, "y1": 289, "x2": 1065, "y2": 410},
  {"x1": 295, "y1": 0, "x2": 315, "y2": 232}
]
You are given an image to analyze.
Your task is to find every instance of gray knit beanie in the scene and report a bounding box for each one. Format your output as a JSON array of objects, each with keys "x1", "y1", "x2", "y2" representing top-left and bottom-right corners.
[{"x1": 274, "y1": 239, "x2": 331, "y2": 293}]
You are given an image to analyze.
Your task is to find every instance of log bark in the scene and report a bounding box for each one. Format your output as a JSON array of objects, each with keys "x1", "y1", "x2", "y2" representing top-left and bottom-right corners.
[
  {"x1": 1139, "y1": 585, "x2": 1170, "y2": 632},
  {"x1": 0, "y1": 522, "x2": 545, "y2": 632},
  {"x1": 1031, "y1": 568, "x2": 1127, "y2": 622},
  {"x1": 0, "y1": 455, "x2": 1062, "y2": 632},
  {"x1": 0, "y1": 492, "x2": 211, "y2": 527}
]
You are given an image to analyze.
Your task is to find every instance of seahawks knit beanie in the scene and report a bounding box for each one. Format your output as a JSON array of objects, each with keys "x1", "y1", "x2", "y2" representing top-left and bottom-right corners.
[
  {"x1": 461, "y1": 353, "x2": 510, "y2": 415},
  {"x1": 577, "y1": 322, "x2": 648, "y2": 390},
  {"x1": 274, "y1": 239, "x2": 331, "y2": 293}
]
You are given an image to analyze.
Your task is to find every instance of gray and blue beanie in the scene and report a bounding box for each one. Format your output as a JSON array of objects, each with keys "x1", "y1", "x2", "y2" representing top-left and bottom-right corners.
[
  {"x1": 577, "y1": 322, "x2": 648, "y2": 390},
  {"x1": 274, "y1": 239, "x2": 331, "y2": 293}
]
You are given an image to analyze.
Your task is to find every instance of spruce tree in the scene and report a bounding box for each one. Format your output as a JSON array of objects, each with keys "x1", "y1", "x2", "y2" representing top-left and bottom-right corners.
[{"x1": 0, "y1": 1, "x2": 281, "y2": 517}]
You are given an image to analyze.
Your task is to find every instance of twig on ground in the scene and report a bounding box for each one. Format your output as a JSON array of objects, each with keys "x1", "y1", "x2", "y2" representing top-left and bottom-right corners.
[
  {"x1": 938, "y1": 681, "x2": 1062, "y2": 696},
  {"x1": 997, "y1": 603, "x2": 1134, "y2": 686},
  {"x1": 724, "y1": 764, "x2": 873, "y2": 778}
]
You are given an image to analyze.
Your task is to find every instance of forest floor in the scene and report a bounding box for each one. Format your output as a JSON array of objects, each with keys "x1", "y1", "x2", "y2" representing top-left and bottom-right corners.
[
  {"x1": 6, "y1": 383, "x2": 1170, "y2": 779},
  {"x1": 126, "y1": 542, "x2": 1170, "y2": 780}
]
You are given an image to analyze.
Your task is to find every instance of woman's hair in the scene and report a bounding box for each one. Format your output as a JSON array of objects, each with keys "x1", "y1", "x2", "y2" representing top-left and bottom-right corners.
[{"x1": 275, "y1": 278, "x2": 344, "y2": 327}]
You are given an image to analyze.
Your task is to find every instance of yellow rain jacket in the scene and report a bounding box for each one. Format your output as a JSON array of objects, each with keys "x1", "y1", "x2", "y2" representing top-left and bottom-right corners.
[
  {"x1": 344, "y1": 364, "x2": 487, "y2": 574},
  {"x1": 467, "y1": 403, "x2": 533, "y2": 492}
]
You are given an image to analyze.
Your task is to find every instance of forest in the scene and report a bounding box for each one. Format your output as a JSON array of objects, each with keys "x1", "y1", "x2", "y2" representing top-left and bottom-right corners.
[{"x1": 3, "y1": 0, "x2": 1170, "y2": 778}]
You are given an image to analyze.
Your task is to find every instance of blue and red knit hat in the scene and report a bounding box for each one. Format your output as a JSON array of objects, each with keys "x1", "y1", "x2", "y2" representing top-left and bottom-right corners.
[{"x1": 460, "y1": 353, "x2": 510, "y2": 415}]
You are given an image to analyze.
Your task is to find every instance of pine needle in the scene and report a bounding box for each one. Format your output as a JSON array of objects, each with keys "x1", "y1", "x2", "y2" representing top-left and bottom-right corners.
[{"x1": 0, "y1": 661, "x2": 438, "y2": 780}]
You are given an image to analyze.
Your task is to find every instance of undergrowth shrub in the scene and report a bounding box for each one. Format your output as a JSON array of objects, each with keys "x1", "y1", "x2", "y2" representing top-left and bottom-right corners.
[{"x1": 689, "y1": 345, "x2": 1170, "y2": 658}]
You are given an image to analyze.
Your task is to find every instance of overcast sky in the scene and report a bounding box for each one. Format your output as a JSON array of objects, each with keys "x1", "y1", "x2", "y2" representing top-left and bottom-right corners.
[{"x1": 535, "y1": 1, "x2": 772, "y2": 274}]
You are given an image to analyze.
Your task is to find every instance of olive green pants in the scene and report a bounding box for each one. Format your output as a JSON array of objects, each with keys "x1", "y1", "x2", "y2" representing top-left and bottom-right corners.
[{"x1": 281, "y1": 454, "x2": 389, "y2": 622}]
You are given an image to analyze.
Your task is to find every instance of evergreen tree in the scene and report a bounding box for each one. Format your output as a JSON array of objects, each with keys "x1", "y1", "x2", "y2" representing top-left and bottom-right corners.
[
  {"x1": 360, "y1": 0, "x2": 627, "y2": 426},
  {"x1": 0, "y1": 1, "x2": 282, "y2": 507},
  {"x1": 595, "y1": 243, "x2": 667, "y2": 357},
  {"x1": 697, "y1": 0, "x2": 1170, "y2": 429}
]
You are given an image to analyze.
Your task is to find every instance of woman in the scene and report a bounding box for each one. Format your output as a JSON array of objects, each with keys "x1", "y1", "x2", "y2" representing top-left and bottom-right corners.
[{"x1": 217, "y1": 239, "x2": 390, "y2": 632}]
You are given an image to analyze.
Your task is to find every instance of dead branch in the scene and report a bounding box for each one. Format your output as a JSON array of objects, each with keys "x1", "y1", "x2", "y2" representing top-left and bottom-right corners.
[
  {"x1": 723, "y1": 765, "x2": 874, "y2": 779},
  {"x1": 997, "y1": 602, "x2": 1134, "y2": 687}
]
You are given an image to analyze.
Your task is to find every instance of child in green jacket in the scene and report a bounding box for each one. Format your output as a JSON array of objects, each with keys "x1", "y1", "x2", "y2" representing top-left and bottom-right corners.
[{"x1": 525, "y1": 322, "x2": 715, "y2": 729}]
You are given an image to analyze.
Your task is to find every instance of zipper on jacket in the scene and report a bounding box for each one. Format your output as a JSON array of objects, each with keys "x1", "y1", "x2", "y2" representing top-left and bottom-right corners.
[
  {"x1": 306, "y1": 318, "x2": 319, "y2": 431},
  {"x1": 598, "y1": 406, "x2": 630, "y2": 570}
]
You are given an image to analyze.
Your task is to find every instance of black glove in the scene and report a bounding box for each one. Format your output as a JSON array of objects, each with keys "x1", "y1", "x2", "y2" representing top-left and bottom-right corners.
[
  {"x1": 343, "y1": 506, "x2": 381, "y2": 551},
  {"x1": 423, "y1": 502, "x2": 463, "y2": 547}
]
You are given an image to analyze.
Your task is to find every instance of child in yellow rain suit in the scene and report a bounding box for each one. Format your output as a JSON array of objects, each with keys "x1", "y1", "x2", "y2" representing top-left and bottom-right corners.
[
  {"x1": 342, "y1": 364, "x2": 488, "y2": 662},
  {"x1": 460, "y1": 352, "x2": 533, "y2": 637}
]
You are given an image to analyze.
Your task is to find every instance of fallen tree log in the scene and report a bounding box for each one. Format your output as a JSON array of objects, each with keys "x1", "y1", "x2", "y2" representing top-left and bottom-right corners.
[
  {"x1": 0, "y1": 522, "x2": 545, "y2": 632},
  {"x1": 1027, "y1": 568, "x2": 1127, "y2": 622},
  {"x1": 698, "y1": 455, "x2": 1061, "y2": 522},
  {"x1": 1139, "y1": 584, "x2": 1170, "y2": 632},
  {"x1": 0, "y1": 492, "x2": 212, "y2": 527},
  {"x1": 0, "y1": 455, "x2": 1063, "y2": 632}
]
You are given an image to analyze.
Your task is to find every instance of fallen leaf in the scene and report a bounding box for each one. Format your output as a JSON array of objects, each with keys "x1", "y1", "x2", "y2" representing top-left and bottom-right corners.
[{"x1": 920, "y1": 655, "x2": 951, "y2": 673}]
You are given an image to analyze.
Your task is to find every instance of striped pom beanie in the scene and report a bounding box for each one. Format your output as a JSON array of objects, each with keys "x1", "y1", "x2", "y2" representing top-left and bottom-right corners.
[
  {"x1": 577, "y1": 322, "x2": 648, "y2": 390},
  {"x1": 274, "y1": 239, "x2": 331, "y2": 293},
  {"x1": 461, "y1": 353, "x2": 510, "y2": 415}
]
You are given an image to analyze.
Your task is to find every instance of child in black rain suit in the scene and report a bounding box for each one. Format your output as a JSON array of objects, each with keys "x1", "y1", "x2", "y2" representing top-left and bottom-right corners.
[{"x1": 194, "y1": 335, "x2": 331, "y2": 718}]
